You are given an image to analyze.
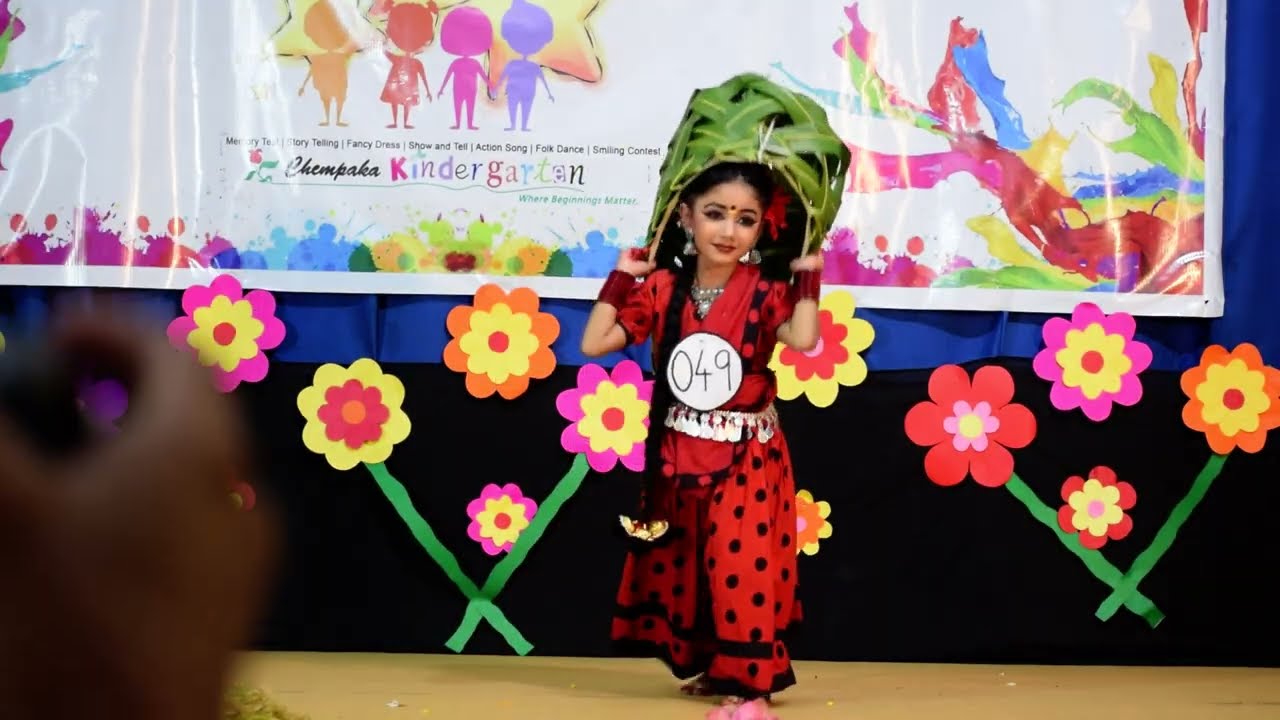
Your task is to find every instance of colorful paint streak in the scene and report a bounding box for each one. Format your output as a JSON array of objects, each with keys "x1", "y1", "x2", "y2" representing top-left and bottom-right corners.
[
  {"x1": 0, "y1": 207, "x2": 591, "y2": 278},
  {"x1": 796, "y1": 2, "x2": 1210, "y2": 295}
]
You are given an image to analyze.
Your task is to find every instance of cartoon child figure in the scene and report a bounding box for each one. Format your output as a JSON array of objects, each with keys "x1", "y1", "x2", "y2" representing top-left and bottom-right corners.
[
  {"x1": 297, "y1": 1, "x2": 360, "y2": 127},
  {"x1": 376, "y1": 0, "x2": 439, "y2": 129},
  {"x1": 438, "y1": 7, "x2": 493, "y2": 131},
  {"x1": 496, "y1": 0, "x2": 555, "y2": 132}
]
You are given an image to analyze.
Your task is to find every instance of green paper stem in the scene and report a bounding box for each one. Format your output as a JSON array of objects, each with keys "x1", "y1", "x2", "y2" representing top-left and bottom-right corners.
[
  {"x1": 443, "y1": 453, "x2": 592, "y2": 652},
  {"x1": 364, "y1": 461, "x2": 530, "y2": 653},
  {"x1": 1094, "y1": 453, "x2": 1229, "y2": 621},
  {"x1": 1004, "y1": 474, "x2": 1165, "y2": 627}
]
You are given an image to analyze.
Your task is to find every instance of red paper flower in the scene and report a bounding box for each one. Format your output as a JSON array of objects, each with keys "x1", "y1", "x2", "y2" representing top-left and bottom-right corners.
[
  {"x1": 1056, "y1": 466, "x2": 1136, "y2": 549},
  {"x1": 316, "y1": 379, "x2": 391, "y2": 449},
  {"x1": 904, "y1": 365, "x2": 1037, "y2": 487}
]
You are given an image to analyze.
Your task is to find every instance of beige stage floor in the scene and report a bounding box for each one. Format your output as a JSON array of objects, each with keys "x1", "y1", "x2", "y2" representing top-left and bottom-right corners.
[{"x1": 234, "y1": 652, "x2": 1280, "y2": 719}]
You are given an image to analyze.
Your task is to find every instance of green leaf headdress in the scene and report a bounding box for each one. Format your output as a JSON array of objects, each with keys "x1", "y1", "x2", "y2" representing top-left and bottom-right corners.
[{"x1": 645, "y1": 72, "x2": 851, "y2": 274}]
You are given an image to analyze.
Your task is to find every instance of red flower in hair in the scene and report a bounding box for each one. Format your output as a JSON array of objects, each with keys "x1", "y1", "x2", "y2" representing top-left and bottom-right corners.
[{"x1": 763, "y1": 187, "x2": 789, "y2": 240}]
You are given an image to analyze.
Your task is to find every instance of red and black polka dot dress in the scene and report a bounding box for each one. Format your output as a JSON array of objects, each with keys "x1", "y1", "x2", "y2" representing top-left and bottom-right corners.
[{"x1": 610, "y1": 264, "x2": 802, "y2": 699}]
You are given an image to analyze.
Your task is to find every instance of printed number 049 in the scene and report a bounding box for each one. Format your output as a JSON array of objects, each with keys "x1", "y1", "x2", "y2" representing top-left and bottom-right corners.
[{"x1": 666, "y1": 332, "x2": 742, "y2": 412}]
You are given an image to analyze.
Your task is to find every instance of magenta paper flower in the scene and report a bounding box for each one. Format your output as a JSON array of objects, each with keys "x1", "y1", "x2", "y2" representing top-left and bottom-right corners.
[
  {"x1": 166, "y1": 274, "x2": 286, "y2": 393},
  {"x1": 555, "y1": 360, "x2": 653, "y2": 473},
  {"x1": 467, "y1": 483, "x2": 538, "y2": 556},
  {"x1": 1031, "y1": 302, "x2": 1152, "y2": 421}
]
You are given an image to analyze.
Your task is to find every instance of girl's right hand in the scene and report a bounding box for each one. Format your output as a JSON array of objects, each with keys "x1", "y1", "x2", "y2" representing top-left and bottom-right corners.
[{"x1": 615, "y1": 247, "x2": 656, "y2": 278}]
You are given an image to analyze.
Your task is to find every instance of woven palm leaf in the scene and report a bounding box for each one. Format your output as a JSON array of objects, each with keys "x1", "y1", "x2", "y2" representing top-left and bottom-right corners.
[{"x1": 646, "y1": 73, "x2": 851, "y2": 272}]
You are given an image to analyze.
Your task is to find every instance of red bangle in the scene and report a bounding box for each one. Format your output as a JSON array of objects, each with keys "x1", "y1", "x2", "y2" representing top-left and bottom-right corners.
[
  {"x1": 598, "y1": 270, "x2": 636, "y2": 308},
  {"x1": 793, "y1": 270, "x2": 821, "y2": 302}
]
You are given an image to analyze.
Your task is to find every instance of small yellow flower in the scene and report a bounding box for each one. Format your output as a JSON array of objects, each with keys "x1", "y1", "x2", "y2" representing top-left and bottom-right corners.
[{"x1": 770, "y1": 290, "x2": 875, "y2": 408}]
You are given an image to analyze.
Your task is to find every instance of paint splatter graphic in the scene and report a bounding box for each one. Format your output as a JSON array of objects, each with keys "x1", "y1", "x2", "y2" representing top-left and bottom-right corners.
[{"x1": 797, "y1": 1, "x2": 1210, "y2": 294}]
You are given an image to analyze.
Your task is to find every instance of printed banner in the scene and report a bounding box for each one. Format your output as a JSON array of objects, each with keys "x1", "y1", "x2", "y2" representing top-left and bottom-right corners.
[{"x1": 0, "y1": 0, "x2": 1225, "y2": 315}]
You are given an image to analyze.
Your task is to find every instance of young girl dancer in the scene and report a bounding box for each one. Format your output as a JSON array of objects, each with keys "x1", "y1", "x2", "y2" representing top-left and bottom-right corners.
[{"x1": 580, "y1": 71, "x2": 850, "y2": 720}]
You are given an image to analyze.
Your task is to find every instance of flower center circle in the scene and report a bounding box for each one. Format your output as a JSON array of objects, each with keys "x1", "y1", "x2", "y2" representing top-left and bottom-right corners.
[
  {"x1": 488, "y1": 331, "x2": 510, "y2": 353},
  {"x1": 1080, "y1": 350, "x2": 1105, "y2": 374},
  {"x1": 1222, "y1": 388, "x2": 1245, "y2": 411},
  {"x1": 803, "y1": 337, "x2": 826, "y2": 358},
  {"x1": 213, "y1": 322, "x2": 237, "y2": 346},
  {"x1": 1087, "y1": 499, "x2": 1106, "y2": 518},
  {"x1": 494, "y1": 512, "x2": 512, "y2": 530},
  {"x1": 957, "y1": 414, "x2": 984, "y2": 439},
  {"x1": 601, "y1": 407, "x2": 626, "y2": 432},
  {"x1": 341, "y1": 399, "x2": 367, "y2": 424}
]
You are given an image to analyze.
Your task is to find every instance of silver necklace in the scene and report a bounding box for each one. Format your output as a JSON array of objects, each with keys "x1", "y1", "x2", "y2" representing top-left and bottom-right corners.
[{"x1": 691, "y1": 284, "x2": 724, "y2": 319}]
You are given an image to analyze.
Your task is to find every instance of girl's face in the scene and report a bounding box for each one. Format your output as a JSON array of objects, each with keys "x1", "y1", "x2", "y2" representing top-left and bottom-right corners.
[{"x1": 678, "y1": 179, "x2": 764, "y2": 267}]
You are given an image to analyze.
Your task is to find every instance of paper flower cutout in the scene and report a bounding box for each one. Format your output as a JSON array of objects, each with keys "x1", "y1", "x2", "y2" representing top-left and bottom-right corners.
[
  {"x1": 443, "y1": 284, "x2": 560, "y2": 400},
  {"x1": 770, "y1": 290, "x2": 875, "y2": 408},
  {"x1": 230, "y1": 481, "x2": 257, "y2": 511},
  {"x1": 1180, "y1": 343, "x2": 1280, "y2": 454},
  {"x1": 1032, "y1": 302, "x2": 1152, "y2": 421},
  {"x1": 904, "y1": 365, "x2": 1037, "y2": 488},
  {"x1": 467, "y1": 483, "x2": 538, "y2": 556},
  {"x1": 166, "y1": 274, "x2": 286, "y2": 393},
  {"x1": 297, "y1": 359, "x2": 411, "y2": 471},
  {"x1": 556, "y1": 360, "x2": 653, "y2": 472},
  {"x1": 795, "y1": 489, "x2": 832, "y2": 556},
  {"x1": 77, "y1": 378, "x2": 127, "y2": 430},
  {"x1": 1056, "y1": 466, "x2": 1135, "y2": 549}
]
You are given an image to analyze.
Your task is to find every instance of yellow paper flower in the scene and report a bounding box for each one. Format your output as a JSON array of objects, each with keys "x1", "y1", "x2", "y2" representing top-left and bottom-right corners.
[
  {"x1": 189, "y1": 295, "x2": 266, "y2": 373},
  {"x1": 795, "y1": 489, "x2": 832, "y2": 556},
  {"x1": 297, "y1": 358, "x2": 411, "y2": 470},
  {"x1": 769, "y1": 290, "x2": 875, "y2": 408},
  {"x1": 444, "y1": 285, "x2": 559, "y2": 399},
  {"x1": 1056, "y1": 322, "x2": 1133, "y2": 400}
]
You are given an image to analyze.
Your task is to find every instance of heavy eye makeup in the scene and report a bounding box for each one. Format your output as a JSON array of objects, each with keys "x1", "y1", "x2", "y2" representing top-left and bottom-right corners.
[{"x1": 700, "y1": 203, "x2": 759, "y2": 228}]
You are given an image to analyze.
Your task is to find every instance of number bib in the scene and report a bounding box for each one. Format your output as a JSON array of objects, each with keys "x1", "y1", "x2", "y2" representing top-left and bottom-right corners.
[{"x1": 666, "y1": 332, "x2": 743, "y2": 412}]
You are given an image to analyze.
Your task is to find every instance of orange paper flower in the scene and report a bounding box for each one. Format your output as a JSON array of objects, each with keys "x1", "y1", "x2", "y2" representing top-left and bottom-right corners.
[
  {"x1": 443, "y1": 284, "x2": 560, "y2": 400},
  {"x1": 1180, "y1": 343, "x2": 1280, "y2": 454}
]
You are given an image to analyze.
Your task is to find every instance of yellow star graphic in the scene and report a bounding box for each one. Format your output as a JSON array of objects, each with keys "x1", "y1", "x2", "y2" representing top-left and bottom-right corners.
[
  {"x1": 269, "y1": 0, "x2": 381, "y2": 57},
  {"x1": 436, "y1": 0, "x2": 604, "y2": 89}
]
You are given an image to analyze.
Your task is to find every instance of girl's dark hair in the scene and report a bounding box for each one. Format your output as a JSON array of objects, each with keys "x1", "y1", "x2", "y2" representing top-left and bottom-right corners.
[{"x1": 640, "y1": 162, "x2": 775, "y2": 501}]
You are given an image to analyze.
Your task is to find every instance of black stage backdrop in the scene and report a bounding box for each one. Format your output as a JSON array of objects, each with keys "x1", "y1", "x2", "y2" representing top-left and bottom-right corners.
[{"x1": 239, "y1": 359, "x2": 1280, "y2": 666}]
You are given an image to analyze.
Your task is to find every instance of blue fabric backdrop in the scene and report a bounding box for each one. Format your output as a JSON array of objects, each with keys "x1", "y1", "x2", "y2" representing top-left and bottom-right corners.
[{"x1": 1, "y1": 1, "x2": 1272, "y2": 373}]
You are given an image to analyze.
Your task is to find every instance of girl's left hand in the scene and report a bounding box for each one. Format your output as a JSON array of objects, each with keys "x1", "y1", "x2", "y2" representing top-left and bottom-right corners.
[{"x1": 790, "y1": 254, "x2": 824, "y2": 273}]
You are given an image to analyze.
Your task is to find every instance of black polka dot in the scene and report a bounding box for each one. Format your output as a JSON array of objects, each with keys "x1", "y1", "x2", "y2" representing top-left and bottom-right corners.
[
  {"x1": 727, "y1": 574, "x2": 740, "y2": 589},
  {"x1": 774, "y1": 601, "x2": 783, "y2": 614},
  {"x1": 754, "y1": 489, "x2": 767, "y2": 503},
  {"x1": 630, "y1": 581, "x2": 640, "y2": 593},
  {"x1": 751, "y1": 457, "x2": 764, "y2": 470},
  {"x1": 736, "y1": 473, "x2": 748, "y2": 486},
  {"x1": 676, "y1": 497, "x2": 685, "y2": 510},
  {"x1": 673, "y1": 555, "x2": 686, "y2": 568},
  {"x1": 709, "y1": 522, "x2": 718, "y2": 536},
  {"x1": 643, "y1": 618, "x2": 655, "y2": 630},
  {"x1": 747, "y1": 662, "x2": 759, "y2": 677},
  {"x1": 733, "y1": 505, "x2": 745, "y2": 519},
  {"x1": 725, "y1": 609, "x2": 738, "y2": 624},
  {"x1": 756, "y1": 522, "x2": 768, "y2": 536},
  {"x1": 750, "y1": 627, "x2": 763, "y2": 642},
  {"x1": 783, "y1": 500, "x2": 791, "y2": 512},
  {"x1": 673, "y1": 584, "x2": 685, "y2": 597},
  {"x1": 729, "y1": 539, "x2": 741, "y2": 553},
  {"x1": 673, "y1": 641, "x2": 684, "y2": 654},
  {"x1": 672, "y1": 613, "x2": 684, "y2": 627},
  {"x1": 648, "y1": 591, "x2": 661, "y2": 602},
  {"x1": 781, "y1": 534, "x2": 791, "y2": 548},
  {"x1": 714, "y1": 490, "x2": 724, "y2": 504},
  {"x1": 767, "y1": 448, "x2": 783, "y2": 461},
  {"x1": 755, "y1": 557, "x2": 768, "y2": 572},
  {"x1": 781, "y1": 568, "x2": 791, "y2": 582},
  {"x1": 653, "y1": 562, "x2": 666, "y2": 574},
  {"x1": 752, "y1": 592, "x2": 766, "y2": 607},
  {"x1": 775, "y1": 643, "x2": 785, "y2": 658},
  {"x1": 708, "y1": 557, "x2": 717, "y2": 570}
]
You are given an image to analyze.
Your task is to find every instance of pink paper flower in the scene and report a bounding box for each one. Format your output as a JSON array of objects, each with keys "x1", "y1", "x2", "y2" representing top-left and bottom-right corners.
[
  {"x1": 555, "y1": 360, "x2": 653, "y2": 472},
  {"x1": 166, "y1": 274, "x2": 286, "y2": 393},
  {"x1": 467, "y1": 483, "x2": 538, "y2": 556},
  {"x1": 942, "y1": 400, "x2": 999, "y2": 452},
  {"x1": 1032, "y1": 302, "x2": 1152, "y2": 421}
]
